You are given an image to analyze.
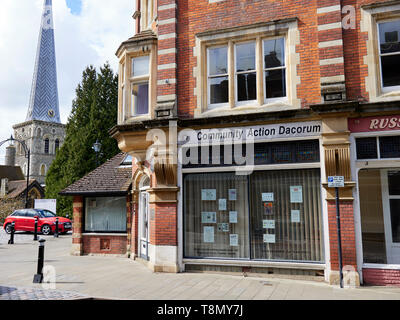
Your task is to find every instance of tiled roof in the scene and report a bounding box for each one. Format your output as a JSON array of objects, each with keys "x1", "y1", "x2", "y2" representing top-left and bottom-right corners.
[
  {"x1": 59, "y1": 153, "x2": 132, "y2": 196},
  {"x1": 0, "y1": 166, "x2": 25, "y2": 181},
  {"x1": 7, "y1": 180, "x2": 38, "y2": 198}
]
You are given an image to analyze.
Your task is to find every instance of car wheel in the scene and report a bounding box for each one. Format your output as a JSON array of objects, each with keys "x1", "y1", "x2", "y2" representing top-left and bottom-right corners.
[
  {"x1": 4, "y1": 224, "x2": 12, "y2": 234},
  {"x1": 41, "y1": 225, "x2": 52, "y2": 235}
]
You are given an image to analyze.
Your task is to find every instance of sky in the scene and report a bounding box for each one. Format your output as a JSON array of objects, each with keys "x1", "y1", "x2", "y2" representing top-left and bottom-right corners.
[{"x1": 0, "y1": 0, "x2": 134, "y2": 163}]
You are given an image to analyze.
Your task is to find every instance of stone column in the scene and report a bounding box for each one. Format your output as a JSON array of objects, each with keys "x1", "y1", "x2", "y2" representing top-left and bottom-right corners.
[{"x1": 71, "y1": 195, "x2": 83, "y2": 256}]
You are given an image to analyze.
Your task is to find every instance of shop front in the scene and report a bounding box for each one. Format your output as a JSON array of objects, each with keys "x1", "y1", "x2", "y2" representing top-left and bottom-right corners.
[
  {"x1": 178, "y1": 120, "x2": 327, "y2": 277},
  {"x1": 350, "y1": 115, "x2": 400, "y2": 286}
]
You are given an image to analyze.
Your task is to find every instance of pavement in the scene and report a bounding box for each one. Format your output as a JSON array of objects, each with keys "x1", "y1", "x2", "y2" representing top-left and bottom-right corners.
[{"x1": 1, "y1": 228, "x2": 400, "y2": 300}]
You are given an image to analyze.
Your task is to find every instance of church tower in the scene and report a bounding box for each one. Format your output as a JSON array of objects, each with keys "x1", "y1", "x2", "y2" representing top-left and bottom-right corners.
[{"x1": 12, "y1": 0, "x2": 66, "y2": 185}]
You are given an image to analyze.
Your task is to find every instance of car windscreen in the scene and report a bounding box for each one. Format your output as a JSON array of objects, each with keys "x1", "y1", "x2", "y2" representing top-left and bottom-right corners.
[{"x1": 39, "y1": 210, "x2": 56, "y2": 218}]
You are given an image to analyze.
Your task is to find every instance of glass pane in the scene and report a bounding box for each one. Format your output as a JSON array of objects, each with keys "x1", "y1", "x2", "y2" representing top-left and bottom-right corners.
[
  {"x1": 237, "y1": 72, "x2": 256, "y2": 101},
  {"x1": 388, "y1": 171, "x2": 400, "y2": 195},
  {"x1": 236, "y1": 42, "x2": 256, "y2": 72},
  {"x1": 356, "y1": 137, "x2": 378, "y2": 159},
  {"x1": 132, "y1": 56, "x2": 149, "y2": 77},
  {"x1": 381, "y1": 55, "x2": 400, "y2": 87},
  {"x1": 265, "y1": 69, "x2": 286, "y2": 98},
  {"x1": 249, "y1": 169, "x2": 323, "y2": 262},
  {"x1": 209, "y1": 76, "x2": 229, "y2": 104},
  {"x1": 85, "y1": 197, "x2": 126, "y2": 232},
  {"x1": 358, "y1": 169, "x2": 387, "y2": 264},
  {"x1": 379, "y1": 20, "x2": 400, "y2": 54},
  {"x1": 184, "y1": 173, "x2": 250, "y2": 259},
  {"x1": 389, "y1": 199, "x2": 400, "y2": 243},
  {"x1": 132, "y1": 83, "x2": 149, "y2": 115},
  {"x1": 264, "y1": 38, "x2": 285, "y2": 68},
  {"x1": 208, "y1": 47, "x2": 228, "y2": 76},
  {"x1": 380, "y1": 136, "x2": 400, "y2": 158}
]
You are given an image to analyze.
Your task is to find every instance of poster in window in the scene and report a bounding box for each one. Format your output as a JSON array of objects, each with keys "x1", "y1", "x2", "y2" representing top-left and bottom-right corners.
[
  {"x1": 263, "y1": 220, "x2": 275, "y2": 229},
  {"x1": 203, "y1": 226, "x2": 215, "y2": 243},
  {"x1": 290, "y1": 186, "x2": 303, "y2": 203},
  {"x1": 263, "y1": 234, "x2": 276, "y2": 243},
  {"x1": 291, "y1": 210, "x2": 301, "y2": 223},
  {"x1": 263, "y1": 202, "x2": 274, "y2": 215},
  {"x1": 229, "y1": 211, "x2": 238, "y2": 223},
  {"x1": 218, "y1": 223, "x2": 229, "y2": 232},
  {"x1": 202, "y1": 189, "x2": 216, "y2": 201},
  {"x1": 201, "y1": 212, "x2": 217, "y2": 224},
  {"x1": 219, "y1": 199, "x2": 227, "y2": 211},
  {"x1": 230, "y1": 234, "x2": 239, "y2": 247},
  {"x1": 229, "y1": 189, "x2": 237, "y2": 201},
  {"x1": 262, "y1": 193, "x2": 274, "y2": 202}
]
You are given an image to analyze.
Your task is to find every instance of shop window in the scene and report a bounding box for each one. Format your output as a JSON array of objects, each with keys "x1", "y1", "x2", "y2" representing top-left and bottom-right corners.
[
  {"x1": 378, "y1": 20, "x2": 400, "y2": 90},
  {"x1": 84, "y1": 197, "x2": 127, "y2": 233},
  {"x1": 131, "y1": 56, "x2": 150, "y2": 116},
  {"x1": 356, "y1": 137, "x2": 378, "y2": 159},
  {"x1": 183, "y1": 169, "x2": 324, "y2": 262},
  {"x1": 379, "y1": 136, "x2": 400, "y2": 158}
]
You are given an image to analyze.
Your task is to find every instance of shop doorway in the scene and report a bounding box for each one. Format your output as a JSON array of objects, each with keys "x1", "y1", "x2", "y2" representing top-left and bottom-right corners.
[
  {"x1": 381, "y1": 170, "x2": 400, "y2": 264},
  {"x1": 139, "y1": 176, "x2": 150, "y2": 261}
]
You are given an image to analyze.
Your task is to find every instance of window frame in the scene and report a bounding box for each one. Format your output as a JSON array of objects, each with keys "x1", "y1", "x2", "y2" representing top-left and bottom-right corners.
[
  {"x1": 206, "y1": 36, "x2": 288, "y2": 111},
  {"x1": 377, "y1": 19, "x2": 400, "y2": 93},
  {"x1": 130, "y1": 55, "x2": 150, "y2": 117}
]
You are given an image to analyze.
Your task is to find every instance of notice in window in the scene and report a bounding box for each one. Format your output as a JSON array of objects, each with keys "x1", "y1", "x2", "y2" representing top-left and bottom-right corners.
[
  {"x1": 203, "y1": 226, "x2": 215, "y2": 243},
  {"x1": 230, "y1": 234, "x2": 239, "y2": 247},
  {"x1": 263, "y1": 202, "x2": 274, "y2": 215},
  {"x1": 229, "y1": 189, "x2": 237, "y2": 201},
  {"x1": 290, "y1": 186, "x2": 303, "y2": 203},
  {"x1": 263, "y1": 220, "x2": 275, "y2": 229},
  {"x1": 201, "y1": 212, "x2": 217, "y2": 224},
  {"x1": 229, "y1": 211, "x2": 238, "y2": 224},
  {"x1": 219, "y1": 199, "x2": 227, "y2": 211},
  {"x1": 262, "y1": 193, "x2": 274, "y2": 202},
  {"x1": 202, "y1": 189, "x2": 216, "y2": 201},
  {"x1": 291, "y1": 210, "x2": 301, "y2": 223},
  {"x1": 263, "y1": 234, "x2": 276, "y2": 244},
  {"x1": 218, "y1": 223, "x2": 229, "y2": 232}
]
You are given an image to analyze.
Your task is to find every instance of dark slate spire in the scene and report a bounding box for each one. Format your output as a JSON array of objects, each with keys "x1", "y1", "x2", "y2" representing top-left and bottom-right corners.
[{"x1": 26, "y1": 0, "x2": 60, "y2": 123}]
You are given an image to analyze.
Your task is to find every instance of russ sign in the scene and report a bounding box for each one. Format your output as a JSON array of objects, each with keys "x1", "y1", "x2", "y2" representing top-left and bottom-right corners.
[{"x1": 349, "y1": 115, "x2": 400, "y2": 133}]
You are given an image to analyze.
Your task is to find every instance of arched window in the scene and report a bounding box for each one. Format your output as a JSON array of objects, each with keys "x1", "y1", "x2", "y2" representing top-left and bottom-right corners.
[
  {"x1": 44, "y1": 138, "x2": 49, "y2": 154},
  {"x1": 40, "y1": 164, "x2": 46, "y2": 176},
  {"x1": 37, "y1": 128, "x2": 42, "y2": 137},
  {"x1": 55, "y1": 139, "x2": 60, "y2": 153}
]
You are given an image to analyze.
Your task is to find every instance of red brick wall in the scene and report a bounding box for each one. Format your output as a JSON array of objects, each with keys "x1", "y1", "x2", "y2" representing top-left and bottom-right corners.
[
  {"x1": 82, "y1": 235, "x2": 127, "y2": 255},
  {"x1": 131, "y1": 201, "x2": 139, "y2": 256},
  {"x1": 150, "y1": 202, "x2": 177, "y2": 246},
  {"x1": 363, "y1": 268, "x2": 400, "y2": 287},
  {"x1": 327, "y1": 201, "x2": 357, "y2": 270},
  {"x1": 72, "y1": 196, "x2": 83, "y2": 246}
]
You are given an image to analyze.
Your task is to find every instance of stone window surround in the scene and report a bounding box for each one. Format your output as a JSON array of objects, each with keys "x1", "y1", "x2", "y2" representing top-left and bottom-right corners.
[
  {"x1": 118, "y1": 43, "x2": 157, "y2": 124},
  {"x1": 193, "y1": 19, "x2": 301, "y2": 118},
  {"x1": 140, "y1": 0, "x2": 157, "y2": 32},
  {"x1": 361, "y1": 2, "x2": 400, "y2": 102}
]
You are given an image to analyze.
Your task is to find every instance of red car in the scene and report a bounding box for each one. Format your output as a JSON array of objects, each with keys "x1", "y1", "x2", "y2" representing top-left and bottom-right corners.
[{"x1": 3, "y1": 208, "x2": 72, "y2": 235}]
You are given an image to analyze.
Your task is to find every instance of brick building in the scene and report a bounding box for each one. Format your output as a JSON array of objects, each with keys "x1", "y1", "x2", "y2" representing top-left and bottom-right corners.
[{"x1": 74, "y1": 0, "x2": 399, "y2": 286}]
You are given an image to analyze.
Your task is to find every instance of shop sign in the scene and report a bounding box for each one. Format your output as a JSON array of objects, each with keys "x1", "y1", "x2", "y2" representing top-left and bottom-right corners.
[
  {"x1": 179, "y1": 121, "x2": 322, "y2": 145},
  {"x1": 349, "y1": 115, "x2": 400, "y2": 133}
]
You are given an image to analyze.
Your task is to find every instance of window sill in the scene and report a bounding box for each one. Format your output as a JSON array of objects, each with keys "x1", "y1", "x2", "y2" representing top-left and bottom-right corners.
[
  {"x1": 82, "y1": 233, "x2": 128, "y2": 237},
  {"x1": 198, "y1": 99, "x2": 296, "y2": 118},
  {"x1": 123, "y1": 114, "x2": 152, "y2": 123}
]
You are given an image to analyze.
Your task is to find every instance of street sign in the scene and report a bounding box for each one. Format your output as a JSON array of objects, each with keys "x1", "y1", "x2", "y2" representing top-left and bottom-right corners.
[{"x1": 328, "y1": 176, "x2": 345, "y2": 188}]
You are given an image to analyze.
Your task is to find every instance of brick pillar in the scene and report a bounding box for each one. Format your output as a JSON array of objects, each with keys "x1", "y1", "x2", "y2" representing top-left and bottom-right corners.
[
  {"x1": 71, "y1": 195, "x2": 83, "y2": 256},
  {"x1": 327, "y1": 200, "x2": 358, "y2": 283},
  {"x1": 317, "y1": 0, "x2": 346, "y2": 102},
  {"x1": 126, "y1": 194, "x2": 132, "y2": 256},
  {"x1": 130, "y1": 192, "x2": 139, "y2": 258},
  {"x1": 155, "y1": 0, "x2": 178, "y2": 118},
  {"x1": 148, "y1": 187, "x2": 179, "y2": 273}
]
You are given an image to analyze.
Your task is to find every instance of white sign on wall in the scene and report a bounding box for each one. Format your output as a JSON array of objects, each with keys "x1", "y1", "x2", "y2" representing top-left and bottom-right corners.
[{"x1": 34, "y1": 199, "x2": 57, "y2": 214}]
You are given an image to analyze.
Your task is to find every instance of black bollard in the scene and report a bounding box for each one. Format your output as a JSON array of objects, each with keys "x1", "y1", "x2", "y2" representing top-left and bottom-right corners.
[
  {"x1": 8, "y1": 222, "x2": 15, "y2": 245},
  {"x1": 54, "y1": 217, "x2": 59, "y2": 238},
  {"x1": 33, "y1": 217, "x2": 38, "y2": 241},
  {"x1": 33, "y1": 238, "x2": 46, "y2": 283}
]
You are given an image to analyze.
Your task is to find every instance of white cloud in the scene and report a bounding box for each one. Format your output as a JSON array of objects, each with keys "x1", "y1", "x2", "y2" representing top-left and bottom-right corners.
[{"x1": 0, "y1": 0, "x2": 134, "y2": 163}]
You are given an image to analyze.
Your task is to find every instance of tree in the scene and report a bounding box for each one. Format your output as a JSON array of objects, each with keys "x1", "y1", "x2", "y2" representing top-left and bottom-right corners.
[{"x1": 45, "y1": 63, "x2": 120, "y2": 217}]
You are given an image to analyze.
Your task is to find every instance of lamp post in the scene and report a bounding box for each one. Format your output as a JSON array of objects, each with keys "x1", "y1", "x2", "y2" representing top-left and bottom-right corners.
[
  {"x1": 92, "y1": 139, "x2": 102, "y2": 167},
  {"x1": 0, "y1": 135, "x2": 31, "y2": 209}
]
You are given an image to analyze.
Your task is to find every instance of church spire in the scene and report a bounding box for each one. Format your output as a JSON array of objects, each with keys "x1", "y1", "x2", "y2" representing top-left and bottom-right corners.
[{"x1": 26, "y1": 0, "x2": 60, "y2": 123}]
